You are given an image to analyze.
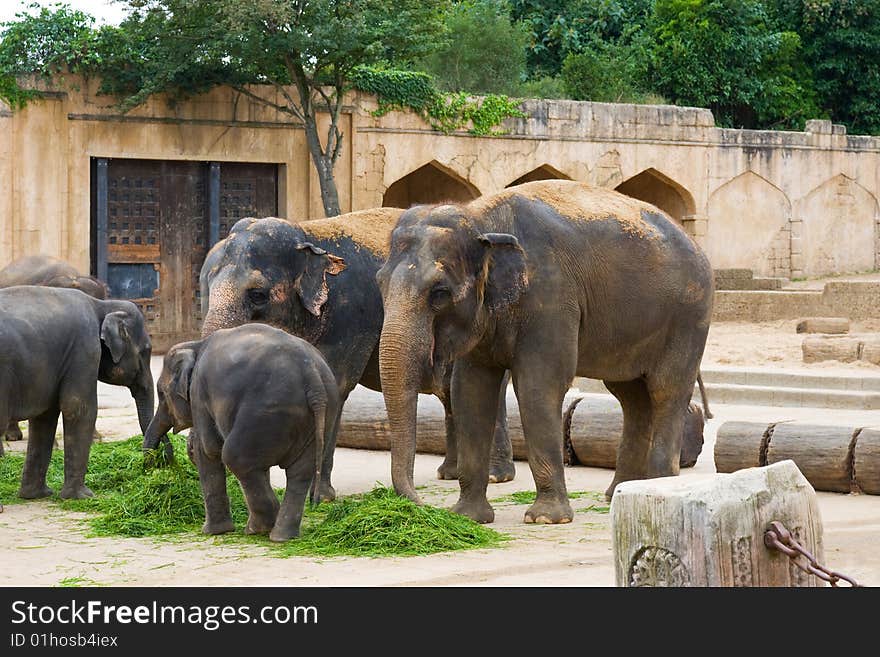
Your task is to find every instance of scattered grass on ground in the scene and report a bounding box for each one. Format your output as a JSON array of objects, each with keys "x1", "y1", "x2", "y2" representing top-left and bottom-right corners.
[
  {"x1": 489, "y1": 490, "x2": 605, "y2": 505},
  {"x1": 0, "y1": 435, "x2": 508, "y2": 557}
]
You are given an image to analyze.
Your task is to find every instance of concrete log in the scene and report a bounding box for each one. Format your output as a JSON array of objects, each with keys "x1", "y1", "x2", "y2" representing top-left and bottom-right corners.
[
  {"x1": 714, "y1": 421, "x2": 770, "y2": 473},
  {"x1": 796, "y1": 317, "x2": 850, "y2": 334},
  {"x1": 802, "y1": 336, "x2": 861, "y2": 363},
  {"x1": 611, "y1": 460, "x2": 826, "y2": 586},
  {"x1": 336, "y1": 388, "x2": 704, "y2": 469},
  {"x1": 854, "y1": 428, "x2": 880, "y2": 495},
  {"x1": 766, "y1": 423, "x2": 856, "y2": 493}
]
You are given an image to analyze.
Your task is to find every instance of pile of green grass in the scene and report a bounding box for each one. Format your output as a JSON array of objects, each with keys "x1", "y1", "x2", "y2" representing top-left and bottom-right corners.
[{"x1": 0, "y1": 435, "x2": 507, "y2": 556}]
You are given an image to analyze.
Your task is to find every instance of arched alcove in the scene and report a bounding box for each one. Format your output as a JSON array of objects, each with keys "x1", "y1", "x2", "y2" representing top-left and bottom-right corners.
[
  {"x1": 383, "y1": 161, "x2": 480, "y2": 208},
  {"x1": 614, "y1": 168, "x2": 696, "y2": 225},
  {"x1": 506, "y1": 164, "x2": 571, "y2": 188}
]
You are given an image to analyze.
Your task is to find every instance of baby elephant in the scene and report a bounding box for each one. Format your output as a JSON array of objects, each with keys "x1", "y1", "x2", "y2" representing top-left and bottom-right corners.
[{"x1": 142, "y1": 323, "x2": 340, "y2": 542}]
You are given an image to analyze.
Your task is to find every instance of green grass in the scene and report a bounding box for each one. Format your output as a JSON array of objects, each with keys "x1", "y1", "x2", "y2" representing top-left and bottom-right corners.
[
  {"x1": 489, "y1": 490, "x2": 605, "y2": 505},
  {"x1": 57, "y1": 576, "x2": 103, "y2": 587},
  {"x1": 0, "y1": 435, "x2": 507, "y2": 557}
]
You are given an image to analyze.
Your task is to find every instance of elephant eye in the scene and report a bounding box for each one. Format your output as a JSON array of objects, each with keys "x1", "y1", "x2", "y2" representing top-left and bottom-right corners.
[
  {"x1": 429, "y1": 286, "x2": 452, "y2": 310},
  {"x1": 247, "y1": 288, "x2": 269, "y2": 306}
]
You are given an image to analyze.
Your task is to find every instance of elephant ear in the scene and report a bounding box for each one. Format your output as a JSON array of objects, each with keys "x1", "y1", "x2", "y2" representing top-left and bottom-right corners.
[
  {"x1": 100, "y1": 311, "x2": 130, "y2": 364},
  {"x1": 293, "y1": 242, "x2": 347, "y2": 317},
  {"x1": 478, "y1": 233, "x2": 529, "y2": 313},
  {"x1": 170, "y1": 348, "x2": 197, "y2": 402}
]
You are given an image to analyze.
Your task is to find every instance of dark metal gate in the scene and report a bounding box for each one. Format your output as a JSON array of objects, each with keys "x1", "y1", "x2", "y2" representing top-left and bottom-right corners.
[{"x1": 91, "y1": 159, "x2": 278, "y2": 351}]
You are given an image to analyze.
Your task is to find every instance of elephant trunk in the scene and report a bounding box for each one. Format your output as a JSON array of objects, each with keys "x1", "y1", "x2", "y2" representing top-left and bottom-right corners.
[
  {"x1": 131, "y1": 364, "x2": 155, "y2": 436},
  {"x1": 142, "y1": 401, "x2": 175, "y2": 468},
  {"x1": 379, "y1": 303, "x2": 433, "y2": 505},
  {"x1": 200, "y1": 275, "x2": 247, "y2": 337}
]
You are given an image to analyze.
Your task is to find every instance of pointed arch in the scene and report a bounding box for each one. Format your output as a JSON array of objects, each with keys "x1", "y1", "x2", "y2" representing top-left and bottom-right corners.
[
  {"x1": 506, "y1": 164, "x2": 572, "y2": 188},
  {"x1": 383, "y1": 160, "x2": 480, "y2": 208},
  {"x1": 614, "y1": 168, "x2": 697, "y2": 224},
  {"x1": 707, "y1": 170, "x2": 792, "y2": 277}
]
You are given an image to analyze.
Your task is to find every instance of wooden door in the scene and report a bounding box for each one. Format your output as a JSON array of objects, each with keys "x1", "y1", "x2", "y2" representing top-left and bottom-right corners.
[{"x1": 92, "y1": 159, "x2": 278, "y2": 352}]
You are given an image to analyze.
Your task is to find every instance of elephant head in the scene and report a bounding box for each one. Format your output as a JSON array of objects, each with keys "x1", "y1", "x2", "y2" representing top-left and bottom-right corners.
[
  {"x1": 376, "y1": 205, "x2": 528, "y2": 502},
  {"x1": 199, "y1": 217, "x2": 346, "y2": 340},
  {"x1": 97, "y1": 304, "x2": 156, "y2": 437},
  {"x1": 142, "y1": 341, "x2": 201, "y2": 459}
]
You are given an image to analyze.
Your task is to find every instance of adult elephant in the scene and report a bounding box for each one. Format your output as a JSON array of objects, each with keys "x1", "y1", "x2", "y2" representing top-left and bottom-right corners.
[
  {"x1": 0, "y1": 254, "x2": 109, "y2": 299},
  {"x1": 198, "y1": 211, "x2": 515, "y2": 501},
  {"x1": 0, "y1": 286, "x2": 155, "y2": 499},
  {"x1": 376, "y1": 180, "x2": 713, "y2": 524},
  {"x1": 0, "y1": 255, "x2": 110, "y2": 442}
]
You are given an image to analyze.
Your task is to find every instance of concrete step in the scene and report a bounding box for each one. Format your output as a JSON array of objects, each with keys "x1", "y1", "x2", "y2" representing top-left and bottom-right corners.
[{"x1": 572, "y1": 367, "x2": 880, "y2": 410}]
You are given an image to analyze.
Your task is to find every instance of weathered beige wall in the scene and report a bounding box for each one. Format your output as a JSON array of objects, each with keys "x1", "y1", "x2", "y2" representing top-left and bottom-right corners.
[{"x1": 4, "y1": 83, "x2": 880, "y2": 280}]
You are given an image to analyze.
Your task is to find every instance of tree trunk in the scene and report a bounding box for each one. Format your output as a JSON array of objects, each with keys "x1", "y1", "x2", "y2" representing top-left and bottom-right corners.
[{"x1": 302, "y1": 117, "x2": 341, "y2": 218}]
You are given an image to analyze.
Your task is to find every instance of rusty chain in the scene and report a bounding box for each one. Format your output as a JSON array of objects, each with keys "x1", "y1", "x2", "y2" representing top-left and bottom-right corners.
[{"x1": 764, "y1": 520, "x2": 861, "y2": 587}]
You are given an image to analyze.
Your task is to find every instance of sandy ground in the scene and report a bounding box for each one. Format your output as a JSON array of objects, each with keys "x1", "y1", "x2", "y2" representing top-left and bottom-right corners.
[{"x1": 2, "y1": 320, "x2": 880, "y2": 588}]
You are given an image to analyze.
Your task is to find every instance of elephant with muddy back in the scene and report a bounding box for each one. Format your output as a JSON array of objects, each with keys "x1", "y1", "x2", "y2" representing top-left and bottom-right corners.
[
  {"x1": 376, "y1": 179, "x2": 714, "y2": 524},
  {"x1": 197, "y1": 210, "x2": 515, "y2": 500},
  {"x1": 0, "y1": 286, "x2": 155, "y2": 503}
]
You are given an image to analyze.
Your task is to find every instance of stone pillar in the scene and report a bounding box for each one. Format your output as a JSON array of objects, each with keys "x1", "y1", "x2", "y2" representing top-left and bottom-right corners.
[{"x1": 681, "y1": 213, "x2": 708, "y2": 250}]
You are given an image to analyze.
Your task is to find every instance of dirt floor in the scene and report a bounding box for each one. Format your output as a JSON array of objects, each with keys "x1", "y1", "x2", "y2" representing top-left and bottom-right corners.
[{"x1": 2, "y1": 318, "x2": 879, "y2": 588}]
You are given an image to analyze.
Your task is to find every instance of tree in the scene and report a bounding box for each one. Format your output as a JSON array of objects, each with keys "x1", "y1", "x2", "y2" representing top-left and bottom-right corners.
[
  {"x1": 648, "y1": 0, "x2": 819, "y2": 129},
  {"x1": 0, "y1": 1, "x2": 449, "y2": 218},
  {"x1": 417, "y1": 1, "x2": 529, "y2": 96},
  {"x1": 768, "y1": 0, "x2": 880, "y2": 135}
]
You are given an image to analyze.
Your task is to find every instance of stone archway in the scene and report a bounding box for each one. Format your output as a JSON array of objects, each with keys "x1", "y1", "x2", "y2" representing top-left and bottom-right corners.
[
  {"x1": 614, "y1": 168, "x2": 697, "y2": 226},
  {"x1": 383, "y1": 160, "x2": 480, "y2": 208},
  {"x1": 506, "y1": 164, "x2": 571, "y2": 188}
]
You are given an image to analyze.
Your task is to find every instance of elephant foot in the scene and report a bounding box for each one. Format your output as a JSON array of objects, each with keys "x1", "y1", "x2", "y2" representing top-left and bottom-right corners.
[
  {"x1": 18, "y1": 484, "x2": 54, "y2": 499},
  {"x1": 604, "y1": 472, "x2": 644, "y2": 501},
  {"x1": 524, "y1": 497, "x2": 573, "y2": 524},
  {"x1": 488, "y1": 459, "x2": 516, "y2": 484},
  {"x1": 436, "y1": 458, "x2": 458, "y2": 480},
  {"x1": 202, "y1": 518, "x2": 235, "y2": 535},
  {"x1": 318, "y1": 480, "x2": 336, "y2": 502},
  {"x1": 451, "y1": 497, "x2": 495, "y2": 524},
  {"x1": 269, "y1": 525, "x2": 301, "y2": 543},
  {"x1": 245, "y1": 515, "x2": 276, "y2": 535},
  {"x1": 59, "y1": 484, "x2": 94, "y2": 500}
]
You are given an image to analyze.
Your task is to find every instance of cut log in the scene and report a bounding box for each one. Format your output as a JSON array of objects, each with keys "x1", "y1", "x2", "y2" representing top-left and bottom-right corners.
[
  {"x1": 336, "y1": 387, "x2": 705, "y2": 469},
  {"x1": 765, "y1": 423, "x2": 856, "y2": 493},
  {"x1": 565, "y1": 396, "x2": 704, "y2": 469},
  {"x1": 611, "y1": 460, "x2": 826, "y2": 586},
  {"x1": 801, "y1": 336, "x2": 861, "y2": 363},
  {"x1": 796, "y1": 317, "x2": 850, "y2": 334},
  {"x1": 854, "y1": 427, "x2": 880, "y2": 495},
  {"x1": 713, "y1": 421, "x2": 770, "y2": 473}
]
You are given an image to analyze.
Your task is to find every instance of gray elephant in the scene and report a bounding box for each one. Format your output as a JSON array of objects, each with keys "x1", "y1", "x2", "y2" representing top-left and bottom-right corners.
[
  {"x1": 142, "y1": 323, "x2": 340, "y2": 542},
  {"x1": 0, "y1": 286, "x2": 155, "y2": 501},
  {"x1": 0, "y1": 255, "x2": 110, "y2": 443},
  {"x1": 376, "y1": 180, "x2": 714, "y2": 524},
  {"x1": 199, "y1": 211, "x2": 516, "y2": 501},
  {"x1": 0, "y1": 254, "x2": 109, "y2": 299}
]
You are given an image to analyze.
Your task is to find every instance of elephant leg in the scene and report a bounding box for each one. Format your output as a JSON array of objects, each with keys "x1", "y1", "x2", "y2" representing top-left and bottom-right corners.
[
  {"x1": 18, "y1": 409, "x2": 59, "y2": 499},
  {"x1": 58, "y1": 386, "x2": 98, "y2": 500},
  {"x1": 270, "y1": 452, "x2": 314, "y2": 542},
  {"x1": 235, "y1": 468, "x2": 280, "y2": 535},
  {"x1": 646, "y1": 383, "x2": 693, "y2": 480},
  {"x1": 449, "y1": 357, "x2": 506, "y2": 524},
  {"x1": 488, "y1": 370, "x2": 515, "y2": 484},
  {"x1": 191, "y1": 429, "x2": 235, "y2": 535},
  {"x1": 437, "y1": 395, "x2": 458, "y2": 480},
  {"x1": 6, "y1": 419, "x2": 23, "y2": 441},
  {"x1": 603, "y1": 378, "x2": 654, "y2": 500},
  {"x1": 317, "y1": 402, "x2": 341, "y2": 502},
  {"x1": 512, "y1": 366, "x2": 573, "y2": 525}
]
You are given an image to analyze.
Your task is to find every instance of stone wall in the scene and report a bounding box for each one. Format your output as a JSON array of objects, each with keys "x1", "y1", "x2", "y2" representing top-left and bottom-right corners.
[{"x1": 3, "y1": 81, "x2": 880, "y2": 280}]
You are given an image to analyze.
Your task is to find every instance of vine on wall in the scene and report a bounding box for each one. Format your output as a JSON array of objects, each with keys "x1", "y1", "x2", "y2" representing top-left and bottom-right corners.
[{"x1": 349, "y1": 66, "x2": 526, "y2": 136}]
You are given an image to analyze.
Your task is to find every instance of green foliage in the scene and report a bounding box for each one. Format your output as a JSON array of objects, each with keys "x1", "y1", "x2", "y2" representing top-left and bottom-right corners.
[
  {"x1": 350, "y1": 65, "x2": 526, "y2": 135},
  {"x1": 516, "y1": 74, "x2": 568, "y2": 99},
  {"x1": 0, "y1": 435, "x2": 507, "y2": 557},
  {"x1": 648, "y1": 0, "x2": 820, "y2": 128},
  {"x1": 418, "y1": 1, "x2": 530, "y2": 96},
  {"x1": 768, "y1": 0, "x2": 880, "y2": 134}
]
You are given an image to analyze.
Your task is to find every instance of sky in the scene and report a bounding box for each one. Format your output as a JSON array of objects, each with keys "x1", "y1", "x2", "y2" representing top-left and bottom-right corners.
[{"x1": 0, "y1": 0, "x2": 128, "y2": 26}]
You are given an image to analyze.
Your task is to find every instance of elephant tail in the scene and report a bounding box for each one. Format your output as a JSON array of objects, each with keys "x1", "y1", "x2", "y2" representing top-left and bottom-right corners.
[
  {"x1": 305, "y1": 365, "x2": 330, "y2": 507},
  {"x1": 697, "y1": 371, "x2": 713, "y2": 419}
]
